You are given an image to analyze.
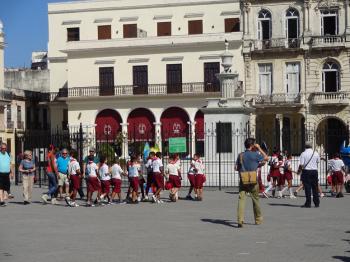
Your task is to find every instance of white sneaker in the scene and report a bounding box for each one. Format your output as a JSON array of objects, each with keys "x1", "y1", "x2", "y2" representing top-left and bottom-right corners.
[
  {"x1": 144, "y1": 195, "x2": 149, "y2": 200},
  {"x1": 152, "y1": 195, "x2": 157, "y2": 203},
  {"x1": 320, "y1": 193, "x2": 325, "y2": 198},
  {"x1": 290, "y1": 195, "x2": 296, "y2": 199},
  {"x1": 262, "y1": 192, "x2": 269, "y2": 198},
  {"x1": 137, "y1": 196, "x2": 141, "y2": 202},
  {"x1": 51, "y1": 198, "x2": 57, "y2": 205},
  {"x1": 158, "y1": 199, "x2": 164, "y2": 204},
  {"x1": 41, "y1": 194, "x2": 49, "y2": 204},
  {"x1": 72, "y1": 202, "x2": 79, "y2": 207}
]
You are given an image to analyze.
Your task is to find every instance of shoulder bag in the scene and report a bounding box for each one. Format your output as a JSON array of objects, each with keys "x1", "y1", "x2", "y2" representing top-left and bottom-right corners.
[{"x1": 239, "y1": 153, "x2": 257, "y2": 186}]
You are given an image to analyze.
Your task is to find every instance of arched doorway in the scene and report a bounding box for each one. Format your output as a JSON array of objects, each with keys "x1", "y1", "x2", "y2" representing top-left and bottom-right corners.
[
  {"x1": 161, "y1": 107, "x2": 190, "y2": 155},
  {"x1": 127, "y1": 108, "x2": 156, "y2": 155},
  {"x1": 195, "y1": 110, "x2": 204, "y2": 155},
  {"x1": 316, "y1": 118, "x2": 348, "y2": 155},
  {"x1": 95, "y1": 109, "x2": 123, "y2": 157}
]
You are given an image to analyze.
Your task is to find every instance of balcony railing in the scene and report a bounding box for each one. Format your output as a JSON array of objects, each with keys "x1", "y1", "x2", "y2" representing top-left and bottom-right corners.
[
  {"x1": 310, "y1": 35, "x2": 345, "y2": 46},
  {"x1": 254, "y1": 93, "x2": 302, "y2": 106},
  {"x1": 66, "y1": 82, "x2": 220, "y2": 98},
  {"x1": 6, "y1": 121, "x2": 14, "y2": 130},
  {"x1": 253, "y1": 38, "x2": 301, "y2": 50},
  {"x1": 17, "y1": 121, "x2": 24, "y2": 130},
  {"x1": 309, "y1": 92, "x2": 350, "y2": 106}
]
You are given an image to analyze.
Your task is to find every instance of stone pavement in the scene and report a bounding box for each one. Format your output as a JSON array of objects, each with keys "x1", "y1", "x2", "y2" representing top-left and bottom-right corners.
[{"x1": 0, "y1": 186, "x2": 349, "y2": 262}]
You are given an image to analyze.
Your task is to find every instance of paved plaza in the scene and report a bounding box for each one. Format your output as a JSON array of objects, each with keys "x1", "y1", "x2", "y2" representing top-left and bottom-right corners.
[{"x1": 0, "y1": 186, "x2": 349, "y2": 262}]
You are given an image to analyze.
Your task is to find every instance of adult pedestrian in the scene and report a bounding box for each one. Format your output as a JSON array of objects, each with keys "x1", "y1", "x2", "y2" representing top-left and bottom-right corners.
[
  {"x1": 298, "y1": 141, "x2": 320, "y2": 208},
  {"x1": 236, "y1": 138, "x2": 268, "y2": 228},
  {"x1": 18, "y1": 150, "x2": 36, "y2": 205},
  {"x1": 42, "y1": 145, "x2": 58, "y2": 205},
  {"x1": 56, "y1": 148, "x2": 70, "y2": 199},
  {"x1": 0, "y1": 143, "x2": 14, "y2": 206}
]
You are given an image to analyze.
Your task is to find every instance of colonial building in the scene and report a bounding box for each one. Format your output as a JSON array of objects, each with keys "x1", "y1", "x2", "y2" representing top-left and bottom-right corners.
[
  {"x1": 47, "y1": 0, "x2": 243, "y2": 157},
  {"x1": 242, "y1": 0, "x2": 350, "y2": 155}
]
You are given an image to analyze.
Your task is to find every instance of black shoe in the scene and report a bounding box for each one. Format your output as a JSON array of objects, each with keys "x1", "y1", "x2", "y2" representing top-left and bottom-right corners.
[
  {"x1": 315, "y1": 205, "x2": 319, "y2": 208},
  {"x1": 301, "y1": 205, "x2": 311, "y2": 208},
  {"x1": 23, "y1": 201, "x2": 30, "y2": 205},
  {"x1": 237, "y1": 223, "x2": 243, "y2": 228},
  {"x1": 186, "y1": 195, "x2": 194, "y2": 200},
  {"x1": 0, "y1": 202, "x2": 6, "y2": 207},
  {"x1": 339, "y1": 192, "x2": 344, "y2": 198}
]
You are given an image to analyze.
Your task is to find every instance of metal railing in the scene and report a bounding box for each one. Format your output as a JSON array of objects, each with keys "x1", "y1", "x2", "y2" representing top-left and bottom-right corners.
[
  {"x1": 67, "y1": 82, "x2": 220, "y2": 98},
  {"x1": 0, "y1": 89, "x2": 13, "y2": 100},
  {"x1": 310, "y1": 35, "x2": 345, "y2": 46},
  {"x1": 309, "y1": 91, "x2": 350, "y2": 105},
  {"x1": 254, "y1": 93, "x2": 302, "y2": 105},
  {"x1": 253, "y1": 38, "x2": 301, "y2": 50}
]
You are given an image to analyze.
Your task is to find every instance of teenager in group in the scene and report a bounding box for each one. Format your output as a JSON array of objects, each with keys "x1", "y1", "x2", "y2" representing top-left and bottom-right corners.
[
  {"x1": 82, "y1": 148, "x2": 99, "y2": 199},
  {"x1": 19, "y1": 150, "x2": 36, "y2": 205},
  {"x1": 111, "y1": 157, "x2": 125, "y2": 203},
  {"x1": 166, "y1": 154, "x2": 181, "y2": 202},
  {"x1": 144, "y1": 151, "x2": 155, "y2": 200},
  {"x1": 186, "y1": 157, "x2": 196, "y2": 200},
  {"x1": 328, "y1": 153, "x2": 345, "y2": 198},
  {"x1": 279, "y1": 154, "x2": 296, "y2": 199},
  {"x1": 127, "y1": 156, "x2": 140, "y2": 204},
  {"x1": 99, "y1": 156, "x2": 111, "y2": 204},
  {"x1": 276, "y1": 154, "x2": 285, "y2": 199},
  {"x1": 265, "y1": 150, "x2": 279, "y2": 197},
  {"x1": 56, "y1": 149, "x2": 70, "y2": 199},
  {"x1": 65, "y1": 149, "x2": 81, "y2": 207},
  {"x1": 86, "y1": 155, "x2": 101, "y2": 207},
  {"x1": 193, "y1": 153, "x2": 205, "y2": 201},
  {"x1": 152, "y1": 152, "x2": 164, "y2": 203}
]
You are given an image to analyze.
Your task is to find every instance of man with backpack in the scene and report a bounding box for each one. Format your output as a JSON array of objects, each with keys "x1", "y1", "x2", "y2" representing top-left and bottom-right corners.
[
  {"x1": 0, "y1": 143, "x2": 14, "y2": 207},
  {"x1": 235, "y1": 138, "x2": 268, "y2": 228}
]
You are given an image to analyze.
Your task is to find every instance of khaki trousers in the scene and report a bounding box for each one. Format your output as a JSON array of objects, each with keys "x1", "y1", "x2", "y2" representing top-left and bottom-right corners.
[
  {"x1": 237, "y1": 184, "x2": 262, "y2": 224},
  {"x1": 22, "y1": 175, "x2": 34, "y2": 202}
]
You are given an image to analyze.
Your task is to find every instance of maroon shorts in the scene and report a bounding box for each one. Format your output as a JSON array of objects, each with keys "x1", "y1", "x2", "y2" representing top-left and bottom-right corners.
[
  {"x1": 270, "y1": 169, "x2": 280, "y2": 178},
  {"x1": 284, "y1": 171, "x2": 293, "y2": 182},
  {"x1": 129, "y1": 177, "x2": 139, "y2": 192},
  {"x1": 332, "y1": 171, "x2": 344, "y2": 185},
  {"x1": 111, "y1": 178, "x2": 122, "y2": 193},
  {"x1": 70, "y1": 175, "x2": 81, "y2": 190},
  {"x1": 153, "y1": 172, "x2": 164, "y2": 190},
  {"x1": 188, "y1": 174, "x2": 195, "y2": 187},
  {"x1": 146, "y1": 173, "x2": 154, "y2": 187},
  {"x1": 278, "y1": 175, "x2": 285, "y2": 186},
  {"x1": 195, "y1": 174, "x2": 205, "y2": 189},
  {"x1": 87, "y1": 176, "x2": 101, "y2": 193},
  {"x1": 169, "y1": 175, "x2": 181, "y2": 188},
  {"x1": 101, "y1": 180, "x2": 111, "y2": 194}
]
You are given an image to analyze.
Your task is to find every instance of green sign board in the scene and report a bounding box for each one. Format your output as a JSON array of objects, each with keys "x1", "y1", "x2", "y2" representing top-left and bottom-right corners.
[{"x1": 169, "y1": 137, "x2": 187, "y2": 153}]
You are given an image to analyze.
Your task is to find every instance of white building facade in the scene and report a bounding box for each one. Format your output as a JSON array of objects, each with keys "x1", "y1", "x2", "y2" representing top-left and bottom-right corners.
[{"x1": 48, "y1": 0, "x2": 243, "y2": 157}]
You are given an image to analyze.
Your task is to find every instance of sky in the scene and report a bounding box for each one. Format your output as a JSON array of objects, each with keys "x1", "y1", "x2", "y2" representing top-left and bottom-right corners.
[{"x1": 0, "y1": 0, "x2": 74, "y2": 68}]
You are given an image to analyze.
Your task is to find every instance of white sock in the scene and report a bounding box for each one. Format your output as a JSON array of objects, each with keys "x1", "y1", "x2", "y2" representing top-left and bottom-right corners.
[
  {"x1": 280, "y1": 186, "x2": 288, "y2": 194},
  {"x1": 264, "y1": 184, "x2": 273, "y2": 193},
  {"x1": 289, "y1": 188, "x2": 294, "y2": 196}
]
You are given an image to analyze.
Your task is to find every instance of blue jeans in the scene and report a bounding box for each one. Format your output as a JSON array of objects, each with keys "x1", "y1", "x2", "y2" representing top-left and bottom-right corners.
[{"x1": 46, "y1": 172, "x2": 57, "y2": 198}]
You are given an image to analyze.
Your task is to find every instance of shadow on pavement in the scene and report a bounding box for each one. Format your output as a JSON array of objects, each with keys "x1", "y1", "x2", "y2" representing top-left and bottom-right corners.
[
  {"x1": 332, "y1": 256, "x2": 350, "y2": 262},
  {"x1": 268, "y1": 203, "x2": 301, "y2": 207},
  {"x1": 225, "y1": 191, "x2": 239, "y2": 195},
  {"x1": 201, "y1": 218, "x2": 255, "y2": 228}
]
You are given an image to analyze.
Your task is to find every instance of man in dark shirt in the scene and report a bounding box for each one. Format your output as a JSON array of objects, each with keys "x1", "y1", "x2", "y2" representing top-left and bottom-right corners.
[{"x1": 235, "y1": 138, "x2": 268, "y2": 228}]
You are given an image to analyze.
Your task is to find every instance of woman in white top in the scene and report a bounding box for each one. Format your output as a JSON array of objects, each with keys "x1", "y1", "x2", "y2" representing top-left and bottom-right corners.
[
  {"x1": 111, "y1": 158, "x2": 125, "y2": 203},
  {"x1": 166, "y1": 154, "x2": 181, "y2": 202},
  {"x1": 99, "y1": 156, "x2": 111, "y2": 203}
]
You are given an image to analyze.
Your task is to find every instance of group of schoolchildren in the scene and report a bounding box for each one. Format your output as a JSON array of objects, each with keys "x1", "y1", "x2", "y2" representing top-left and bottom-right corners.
[{"x1": 44, "y1": 146, "x2": 206, "y2": 207}]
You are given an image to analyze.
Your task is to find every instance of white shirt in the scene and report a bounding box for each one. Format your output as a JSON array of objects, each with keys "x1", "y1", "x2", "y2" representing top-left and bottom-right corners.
[
  {"x1": 328, "y1": 158, "x2": 345, "y2": 172},
  {"x1": 86, "y1": 162, "x2": 98, "y2": 177},
  {"x1": 188, "y1": 160, "x2": 196, "y2": 175},
  {"x1": 166, "y1": 163, "x2": 180, "y2": 176},
  {"x1": 68, "y1": 159, "x2": 80, "y2": 176},
  {"x1": 99, "y1": 164, "x2": 110, "y2": 181},
  {"x1": 152, "y1": 158, "x2": 163, "y2": 173},
  {"x1": 194, "y1": 159, "x2": 204, "y2": 175},
  {"x1": 111, "y1": 164, "x2": 123, "y2": 179},
  {"x1": 299, "y1": 148, "x2": 320, "y2": 170}
]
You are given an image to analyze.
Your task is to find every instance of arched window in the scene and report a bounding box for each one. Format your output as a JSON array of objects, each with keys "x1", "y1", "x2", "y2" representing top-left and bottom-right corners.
[
  {"x1": 285, "y1": 8, "x2": 299, "y2": 48},
  {"x1": 258, "y1": 9, "x2": 272, "y2": 45},
  {"x1": 322, "y1": 61, "x2": 340, "y2": 92}
]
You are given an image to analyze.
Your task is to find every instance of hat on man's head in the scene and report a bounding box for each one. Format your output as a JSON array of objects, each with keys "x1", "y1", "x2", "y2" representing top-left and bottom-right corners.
[{"x1": 305, "y1": 141, "x2": 313, "y2": 148}]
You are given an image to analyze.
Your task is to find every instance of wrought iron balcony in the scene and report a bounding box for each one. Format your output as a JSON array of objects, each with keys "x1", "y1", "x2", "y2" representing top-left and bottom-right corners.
[
  {"x1": 253, "y1": 38, "x2": 301, "y2": 50},
  {"x1": 309, "y1": 92, "x2": 350, "y2": 106},
  {"x1": 253, "y1": 93, "x2": 302, "y2": 106},
  {"x1": 66, "y1": 82, "x2": 220, "y2": 98},
  {"x1": 309, "y1": 35, "x2": 346, "y2": 47}
]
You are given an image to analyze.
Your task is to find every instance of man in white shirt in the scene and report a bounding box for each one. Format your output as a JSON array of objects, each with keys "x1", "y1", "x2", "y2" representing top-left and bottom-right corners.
[{"x1": 298, "y1": 141, "x2": 320, "y2": 208}]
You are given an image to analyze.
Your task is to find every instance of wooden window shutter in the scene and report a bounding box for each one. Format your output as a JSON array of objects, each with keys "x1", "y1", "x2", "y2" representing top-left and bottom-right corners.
[
  {"x1": 123, "y1": 24, "x2": 137, "y2": 38},
  {"x1": 98, "y1": 25, "x2": 111, "y2": 40},
  {"x1": 225, "y1": 18, "x2": 240, "y2": 33},
  {"x1": 157, "y1": 22, "x2": 171, "y2": 36},
  {"x1": 188, "y1": 20, "x2": 203, "y2": 35}
]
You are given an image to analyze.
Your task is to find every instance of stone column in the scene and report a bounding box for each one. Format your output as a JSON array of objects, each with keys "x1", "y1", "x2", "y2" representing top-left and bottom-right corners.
[
  {"x1": 276, "y1": 114, "x2": 283, "y2": 152},
  {"x1": 346, "y1": 0, "x2": 350, "y2": 34},
  {"x1": 248, "y1": 113, "x2": 256, "y2": 138},
  {"x1": 154, "y1": 122, "x2": 162, "y2": 152},
  {"x1": 121, "y1": 123, "x2": 129, "y2": 159},
  {"x1": 188, "y1": 121, "x2": 196, "y2": 156},
  {"x1": 303, "y1": 1, "x2": 311, "y2": 36}
]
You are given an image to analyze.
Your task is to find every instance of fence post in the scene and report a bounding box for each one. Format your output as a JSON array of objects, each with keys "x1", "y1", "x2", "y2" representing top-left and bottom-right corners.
[
  {"x1": 14, "y1": 129, "x2": 18, "y2": 186},
  {"x1": 79, "y1": 123, "x2": 84, "y2": 165},
  {"x1": 218, "y1": 121, "x2": 222, "y2": 191}
]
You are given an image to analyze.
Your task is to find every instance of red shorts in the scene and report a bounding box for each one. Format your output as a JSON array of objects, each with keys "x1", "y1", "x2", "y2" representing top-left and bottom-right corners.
[
  {"x1": 195, "y1": 174, "x2": 205, "y2": 189},
  {"x1": 111, "y1": 178, "x2": 122, "y2": 193},
  {"x1": 188, "y1": 174, "x2": 195, "y2": 187},
  {"x1": 70, "y1": 175, "x2": 81, "y2": 190},
  {"x1": 101, "y1": 180, "x2": 111, "y2": 194},
  {"x1": 169, "y1": 175, "x2": 181, "y2": 188},
  {"x1": 88, "y1": 176, "x2": 101, "y2": 193},
  {"x1": 153, "y1": 172, "x2": 164, "y2": 190},
  {"x1": 270, "y1": 169, "x2": 280, "y2": 178},
  {"x1": 129, "y1": 177, "x2": 139, "y2": 192},
  {"x1": 332, "y1": 171, "x2": 344, "y2": 185},
  {"x1": 284, "y1": 171, "x2": 293, "y2": 182},
  {"x1": 278, "y1": 175, "x2": 286, "y2": 186}
]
